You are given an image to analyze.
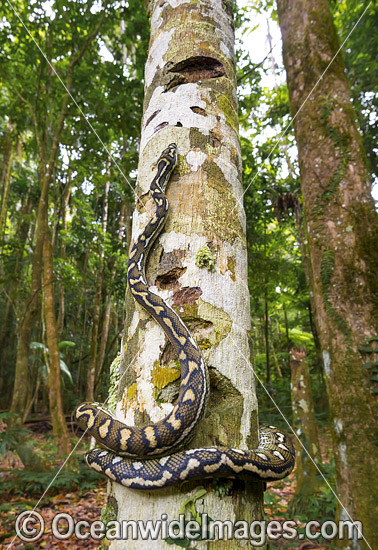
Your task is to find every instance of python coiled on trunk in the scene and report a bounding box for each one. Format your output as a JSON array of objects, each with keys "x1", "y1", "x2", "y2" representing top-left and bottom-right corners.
[{"x1": 74, "y1": 143, "x2": 295, "y2": 490}]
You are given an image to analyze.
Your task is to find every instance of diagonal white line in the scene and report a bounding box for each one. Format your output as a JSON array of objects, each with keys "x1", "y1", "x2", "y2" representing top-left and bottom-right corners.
[
  {"x1": 229, "y1": 334, "x2": 371, "y2": 549},
  {"x1": 231, "y1": 1, "x2": 372, "y2": 217},
  {"x1": 4, "y1": 0, "x2": 138, "y2": 203},
  {"x1": 6, "y1": 348, "x2": 142, "y2": 550}
]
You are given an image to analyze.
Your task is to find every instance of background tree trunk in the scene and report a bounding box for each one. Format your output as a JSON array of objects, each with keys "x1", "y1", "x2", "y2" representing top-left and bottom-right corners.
[
  {"x1": 57, "y1": 171, "x2": 71, "y2": 335},
  {"x1": 105, "y1": 1, "x2": 263, "y2": 548},
  {"x1": 10, "y1": 167, "x2": 49, "y2": 419},
  {"x1": 277, "y1": 0, "x2": 378, "y2": 547},
  {"x1": 0, "y1": 126, "x2": 14, "y2": 238},
  {"x1": 289, "y1": 347, "x2": 321, "y2": 513},
  {"x1": 42, "y1": 227, "x2": 71, "y2": 456},
  {"x1": 86, "y1": 173, "x2": 110, "y2": 401},
  {"x1": 95, "y1": 199, "x2": 127, "y2": 390}
]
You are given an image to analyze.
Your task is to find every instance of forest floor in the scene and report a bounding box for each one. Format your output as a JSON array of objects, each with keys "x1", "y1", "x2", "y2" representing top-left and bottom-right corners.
[{"x1": 0, "y1": 426, "x2": 334, "y2": 549}]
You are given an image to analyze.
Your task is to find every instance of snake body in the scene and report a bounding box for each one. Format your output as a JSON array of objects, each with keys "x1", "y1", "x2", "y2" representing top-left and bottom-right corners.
[{"x1": 75, "y1": 143, "x2": 295, "y2": 489}]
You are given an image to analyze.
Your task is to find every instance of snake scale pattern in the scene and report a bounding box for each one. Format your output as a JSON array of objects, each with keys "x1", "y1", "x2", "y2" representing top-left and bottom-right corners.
[{"x1": 74, "y1": 143, "x2": 295, "y2": 490}]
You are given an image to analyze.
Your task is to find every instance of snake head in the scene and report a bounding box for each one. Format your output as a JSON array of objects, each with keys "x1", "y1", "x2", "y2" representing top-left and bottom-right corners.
[
  {"x1": 159, "y1": 143, "x2": 177, "y2": 165},
  {"x1": 156, "y1": 143, "x2": 178, "y2": 185}
]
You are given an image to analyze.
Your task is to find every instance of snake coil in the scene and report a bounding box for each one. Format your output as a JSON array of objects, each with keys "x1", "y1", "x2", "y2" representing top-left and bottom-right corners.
[{"x1": 74, "y1": 143, "x2": 295, "y2": 490}]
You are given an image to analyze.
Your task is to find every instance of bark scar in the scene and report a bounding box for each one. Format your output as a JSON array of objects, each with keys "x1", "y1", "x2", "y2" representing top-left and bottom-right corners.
[
  {"x1": 156, "y1": 267, "x2": 187, "y2": 290},
  {"x1": 164, "y1": 56, "x2": 226, "y2": 92},
  {"x1": 145, "y1": 109, "x2": 161, "y2": 128},
  {"x1": 173, "y1": 286, "x2": 203, "y2": 305}
]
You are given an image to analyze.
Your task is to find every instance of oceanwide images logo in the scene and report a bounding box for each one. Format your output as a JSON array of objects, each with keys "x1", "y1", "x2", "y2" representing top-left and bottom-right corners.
[{"x1": 15, "y1": 511, "x2": 364, "y2": 544}]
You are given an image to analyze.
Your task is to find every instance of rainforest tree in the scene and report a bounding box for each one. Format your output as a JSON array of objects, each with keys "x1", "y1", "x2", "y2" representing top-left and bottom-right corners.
[{"x1": 277, "y1": 0, "x2": 378, "y2": 546}]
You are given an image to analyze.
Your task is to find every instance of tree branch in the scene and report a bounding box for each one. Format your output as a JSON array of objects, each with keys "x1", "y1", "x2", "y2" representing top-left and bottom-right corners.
[
  {"x1": 71, "y1": 2, "x2": 108, "y2": 68},
  {"x1": 46, "y1": 3, "x2": 108, "y2": 181},
  {"x1": 237, "y1": 39, "x2": 280, "y2": 84}
]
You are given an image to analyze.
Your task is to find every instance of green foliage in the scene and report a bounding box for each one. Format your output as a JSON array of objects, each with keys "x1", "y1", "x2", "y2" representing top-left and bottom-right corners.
[
  {"x1": 1, "y1": 428, "x2": 102, "y2": 497},
  {"x1": 0, "y1": 412, "x2": 31, "y2": 457},
  {"x1": 235, "y1": 13, "x2": 317, "y2": 388},
  {"x1": 0, "y1": 0, "x2": 149, "y2": 412},
  {"x1": 286, "y1": 328, "x2": 314, "y2": 347},
  {"x1": 1, "y1": 454, "x2": 102, "y2": 497},
  {"x1": 165, "y1": 488, "x2": 214, "y2": 548},
  {"x1": 214, "y1": 478, "x2": 233, "y2": 497},
  {"x1": 267, "y1": 459, "x2": 337, "y2": 543},
  {"x1": 359, "y1": 337, "x2": 378, "y2": 393},
  {"x1": 330, "y1": 0, "x2": 378, "y2": 180},
  {"x1": 292, "y1": 460, "x2": 337, "y2": 525},
  {"x1": 1, "y1": 0, "x2": 374, "y2": 521},
  {"x1": 30, "y1": 341, "x2": 74, "y2": 384}
]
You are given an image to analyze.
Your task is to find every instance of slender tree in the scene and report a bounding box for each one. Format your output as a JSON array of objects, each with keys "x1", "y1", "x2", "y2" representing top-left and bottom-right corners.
[
  {"x1": 42, "y1": 223, "x2": 72, "y2": 455},
  {"x1": 277, "y1": 0, "x2": 378, "y2": 547},
  {"x1": 104, "y1": 0, "x2": 264, "y2": 547},
  {"x1": 0, "y1": 123, "x2": 14, "y2": 238},
  {"x1": 86, "y1": 168, "x2": 110, "y2": 401},
  {"x1": 289, "y1": 347, "x2": 321, "y2": 513}
]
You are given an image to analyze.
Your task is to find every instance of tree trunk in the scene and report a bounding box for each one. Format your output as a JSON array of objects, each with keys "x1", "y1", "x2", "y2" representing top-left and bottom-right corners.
[
  {"x1": 0, "y1": 127, "x2": 14, "y2": 238},
  {"x1": 57, "y1": 172, "x2": 71, "y2": 335},
  {"x1": 10, "y1": 169, "x2": 49, "y2": 418},
  {"x1": 43, "y1": 226, "x2": 72, "y2": 456},
  {"x1": 94, "y1": 295, "x2": 112, "y2": 388},
  {"x1": 95, "y1": 199, "x2": 127, "y2": 389},
  {"x1": 85, "y1": 268, "x2": 103, "y2": 401},
  {"x1": 277, "y1": 0, "x2": 378, "y2": 547},
  {"x1": 86, "y1": 174, "x2": 110, "y2": 401},
  {"x1": 105, "y1": 1, "x2": 263, "y2": 548},
  {"x1": 289, "y1": 347, "x2": 321, "y2": 513},
  {"x1": 264, "y1": 277, "x2": 270, "y2": 384},
  {"x1": 263, "y1": 219, "x2": 270, "y2": 384}
]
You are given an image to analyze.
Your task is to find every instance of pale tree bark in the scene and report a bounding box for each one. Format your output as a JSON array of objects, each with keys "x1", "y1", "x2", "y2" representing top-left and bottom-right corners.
[
  {"x1": 277, "y1": 0, "x2": 378, "y2": 547},
  {"x1": 104, "y1": 1, "x2": 263, "y2": 548},
  {"x1": 289, "y1": 347, "x2": 321, "y2": 513}
]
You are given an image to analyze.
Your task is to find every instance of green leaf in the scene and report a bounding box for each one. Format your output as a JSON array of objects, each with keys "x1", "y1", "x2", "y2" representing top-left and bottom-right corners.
[
  {"x1": 358, "y1": 345, "x2": 373, "y2": 353},
  {"x1": 30, "y1": 341, "x2": 47, "y2": 352},
  {"x1": 362, "y1": 361, "x2": 378, "y2": 369},
  {"x1": 60, "y1": 360, "x2": 73, "y2": 383},
  {"x1": 58, "y1": 341, "x2": 76, "y2": 351},
  {"x1": 179, "y1": 487, "x2": 207, "y2": 515}
]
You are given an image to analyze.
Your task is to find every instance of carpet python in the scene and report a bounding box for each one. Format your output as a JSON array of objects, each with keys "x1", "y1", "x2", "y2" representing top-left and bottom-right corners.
[{"x1": 74, "y1": 143, "x2": 295, "y2": 490}]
